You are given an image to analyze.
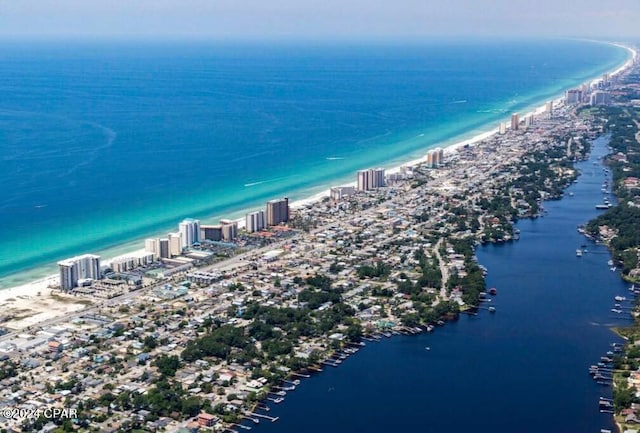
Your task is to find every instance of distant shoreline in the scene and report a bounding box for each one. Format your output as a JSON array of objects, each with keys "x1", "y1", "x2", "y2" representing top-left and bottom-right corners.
[{"x1": 0, "y1": 41, "x2": 635, "y2": 296}]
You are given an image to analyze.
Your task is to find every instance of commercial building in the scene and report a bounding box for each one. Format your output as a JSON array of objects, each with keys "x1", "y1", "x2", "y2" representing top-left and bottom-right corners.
[
  {"x1": 111, "y1": 251, "x2": 154, "y2": 273},
  {"x1": 565, "y1": 89, "x2": 583, "y2": 105},
  {"x1": 201, "y1": 225, "x2": 223, "y2": 242},
  {"x1": 246, "y1": 210, "x2": 266, "y2": 233},
  {"x1": 266, "y1": 197, "x2": 289, "y2": 226},
  {"x1": 144, "y1": 238, "x2": 159, "y2": 258},
  {"x1": 220, "y1": 219, "x2": 238, "y2": 241},
  {"x1": 590, "y1": 91, "x2": 611, "y2": 106},
  {"x1": 146, "y1": 233, "x2": 181, "y2": 259},
  {"x1": 159, "y1": 238, "x2": 170, "y2": 259},
  {"x1": 178, "y1": 218, "x2": 201, "y2": 248},
  {"x1": 168, "y1": 232, "x2": 182, "y2": 257},
  {"x1": 330, "y1": 186, "x2": 356, "y2": 201},
  {"x1": 510, "y1": 113, "x2": 520, "y2": 131},
  {"x1": 426, "y1": 148, "x2": 444, "y2": 168},
  {"x1": 356, "y1": 168, "x2": 385, "y2": 191},
  {"x1": 523, "y1": 114, "x2": 534, "y2": 128},
  {"x1": 58, "y1": 254, "x2": 102, "y2": 290}
]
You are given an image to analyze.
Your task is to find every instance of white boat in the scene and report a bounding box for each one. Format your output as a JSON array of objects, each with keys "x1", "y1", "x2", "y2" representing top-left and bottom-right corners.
[{"x1": 576, "y1": 249, "x2": 583, "y2": 257}]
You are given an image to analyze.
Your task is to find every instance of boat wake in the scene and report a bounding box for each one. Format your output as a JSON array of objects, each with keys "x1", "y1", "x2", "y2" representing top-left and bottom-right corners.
[
  {"x1": 326, "y1": 157, "x2": 345, "y2": 161},
  {"x1": 59, "y1": 121, "x2": 117, "y2": 178},
  {"x1": 244, "y1": 175, "x2": 294, "y2": 187},
  {"x1": 589, "y1": 321, "x2": 618, "y2": 327},
  {"x1": 476, "y1": 108, "x2": 508, "y2": 114},
  {"x1": 451, "y1": 100, "x2": 467, "y2": 104}
]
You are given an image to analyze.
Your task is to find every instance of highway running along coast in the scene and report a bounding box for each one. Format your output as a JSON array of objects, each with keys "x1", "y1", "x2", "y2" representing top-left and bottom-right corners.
[{"x1": 0, "y1": 47, "x2": 639, "y2": 432}]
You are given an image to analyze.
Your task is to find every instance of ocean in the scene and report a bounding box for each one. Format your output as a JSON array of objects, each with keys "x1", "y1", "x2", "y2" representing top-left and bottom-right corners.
[{"x1": 0, "y1": 39, "x2": 629, "y2": 287}]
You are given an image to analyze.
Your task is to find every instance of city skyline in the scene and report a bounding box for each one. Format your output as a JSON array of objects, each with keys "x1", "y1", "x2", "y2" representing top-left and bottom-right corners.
[{"x1": 1, "y1": 0, "x2": 639, "y2": 40}]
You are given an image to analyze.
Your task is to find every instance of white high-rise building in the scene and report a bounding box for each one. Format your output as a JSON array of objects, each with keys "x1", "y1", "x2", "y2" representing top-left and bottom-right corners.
[
  {"x1": 499, "y1": 122, "x2": 507, "y2": 135},
  {"x1": 178, "y1": 218, "x2": 201, "y2": 248},
  {"x1": 58, "y1": 261, "x2": 78, "y2": 291},
  {"x1": 246, "y1": 210, "x2": 266, "y2": 233},
  {"x1": 220, "y1": 219, "x2": 238, "y2": 241},
  {"x1": 330, "y1": 186, "x2": 356, "y2": 201},
  {"x1": 565, "y1": 89, "x2": 582, "y2": 105},
  {"x1": 145, "y1": 238, "x2": 159, "y2": 258},
  {"x1": 524, "y1": 114, "x2": 534, "y2": 128},
  {"x1": 57, "y1": 254, "x2": 101, "y2": 290},
  {"x1": 111, "y1": 251, "x2": 155, "y2": 273},
  {"x1": 168, "y1": 232, "x2": 182, "y2": 257},
  {"x1": 510, "y1": 113, "x2": 520, "y2": 130},
  {"x1": 545, "y1": 101, "x2": 553, "y2": 118}
]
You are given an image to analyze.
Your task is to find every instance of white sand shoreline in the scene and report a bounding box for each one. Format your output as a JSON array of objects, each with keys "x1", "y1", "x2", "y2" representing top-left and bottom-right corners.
[{"x1": 0, "y1": 42, "x2": 635, "y2": 312}]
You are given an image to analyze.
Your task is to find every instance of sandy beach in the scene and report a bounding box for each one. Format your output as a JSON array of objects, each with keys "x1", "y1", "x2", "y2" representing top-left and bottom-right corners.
[
  {"x1": 0, "y1": 275, "x2": 92, "y2": 331},
  {"x1": 0, "y1": 42, "x2": 635, "y2": 333}
]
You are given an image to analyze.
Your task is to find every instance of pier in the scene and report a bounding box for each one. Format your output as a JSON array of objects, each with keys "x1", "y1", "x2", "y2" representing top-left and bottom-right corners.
[
  {"x1": 284, "y1": 378, "x2": 301, "y2": 385},
  {"x1": 267, "y1": 396, "x2": 284, "y2": 404},
  {"x1": 248, "y1": 413, "x2": 280, "y2": 423}
]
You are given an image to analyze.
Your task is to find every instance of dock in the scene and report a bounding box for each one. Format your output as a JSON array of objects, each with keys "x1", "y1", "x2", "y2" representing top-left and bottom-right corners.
[
  {"x1": 267, "y1": 396, "x2": 284, "y2": 404},
  {"x1": 248, "y1": 413, "x2": 280, "y2": 423}
]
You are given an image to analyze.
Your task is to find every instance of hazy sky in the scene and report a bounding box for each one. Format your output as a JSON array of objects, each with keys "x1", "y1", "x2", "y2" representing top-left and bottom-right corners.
[{"x1": 1, "y1": 0, "x2": 639, "y2": 40}]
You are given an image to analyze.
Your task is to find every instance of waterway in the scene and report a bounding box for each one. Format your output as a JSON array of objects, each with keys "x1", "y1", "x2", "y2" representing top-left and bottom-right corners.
[{"x1": 247, "y1": 135, "x2": 629, "y2": 432}]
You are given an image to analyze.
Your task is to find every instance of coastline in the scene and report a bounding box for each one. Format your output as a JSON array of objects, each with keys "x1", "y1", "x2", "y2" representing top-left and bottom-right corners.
[
  {"x1": 1, "y1": 44, "x2": 637, "y2": 432},
  {"x1": 0, "y1": 42, "x2": 635, "y2": 319}
]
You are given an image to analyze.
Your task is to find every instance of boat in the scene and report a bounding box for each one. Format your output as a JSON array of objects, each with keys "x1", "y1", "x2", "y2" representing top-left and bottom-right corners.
[
  {"x1": 576, "y1": 249, "x2": 583, "y2": 257},
  {"x1": 611, "y1": 308, "x2": 623, "y2": 314},
  {"x1": 569, "y1": 192, "x2": 574, "y2": 196},
  {"x1": 608, "y1": 259, "x2": 614, "y2": 266},
  {"x1": 488, "y1": 306, "x2": 496, "y2": 313},
  {"x1": 611, "y1": 267, "x2": 617, "y2": 272},
  {"x1": 595, "y1": 204, "x2": 612, "y2": 209},
  {"x1": 614, "y1": 296, "x2": 626, "y2": 302},
  {"x1": 489, "y1": 287, "x2": 497, "y2": 295}
]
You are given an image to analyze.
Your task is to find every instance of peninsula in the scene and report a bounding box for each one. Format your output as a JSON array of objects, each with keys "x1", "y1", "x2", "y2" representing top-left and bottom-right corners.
[{"x1": 0, "y1": 45, "x2": 638, "y2": 433}]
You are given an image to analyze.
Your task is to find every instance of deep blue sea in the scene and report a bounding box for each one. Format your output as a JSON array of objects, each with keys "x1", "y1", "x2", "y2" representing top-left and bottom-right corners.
[
  {"x1": 245, "y1": 136, "x2": 629, "y2": 433},
  {"x1": 0, "y1": 39, "x2": 629, "y2": 287}
]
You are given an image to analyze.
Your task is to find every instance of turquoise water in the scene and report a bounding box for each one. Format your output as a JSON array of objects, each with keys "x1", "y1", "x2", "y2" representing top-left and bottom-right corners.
[{"x1": 0, "y1": 39, "x2": 630, "y2": 287}]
